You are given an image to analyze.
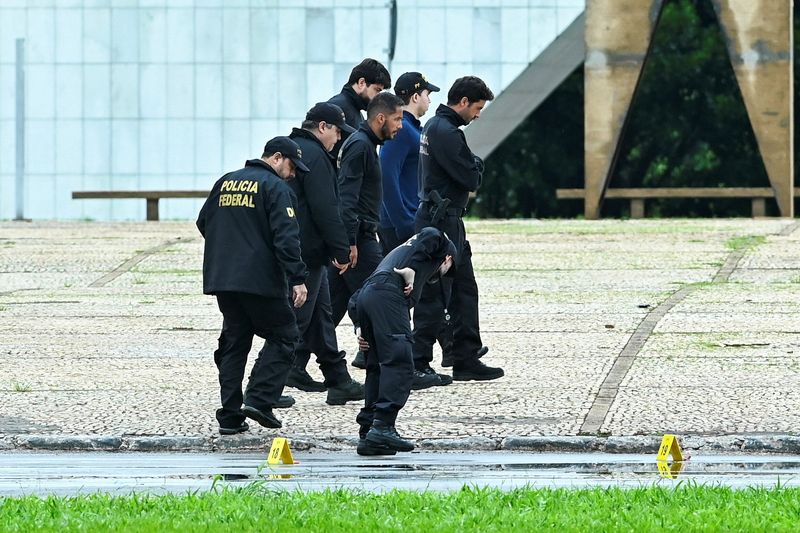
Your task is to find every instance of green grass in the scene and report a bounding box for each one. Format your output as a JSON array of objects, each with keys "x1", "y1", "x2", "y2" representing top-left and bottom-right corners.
[
  {"x1": 2, "y1": 485, "x2": 800, "y2": 532},
  {"x1": 725, "y1": 235, "x2": 766, "y2": 251},
  {"x1": 11, "y1": 382, "x2": 31, "y2": 392}
]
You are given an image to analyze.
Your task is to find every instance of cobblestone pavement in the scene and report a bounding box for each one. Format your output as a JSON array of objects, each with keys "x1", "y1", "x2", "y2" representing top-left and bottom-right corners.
[{"x1": 1, "y1": 219, "x2": 799, "y2": 452}]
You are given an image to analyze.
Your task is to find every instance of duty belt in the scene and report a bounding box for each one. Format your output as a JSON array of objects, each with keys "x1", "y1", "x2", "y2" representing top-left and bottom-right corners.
[
  {"x1": 366, "y1": 271, "x2": 404, "y2": 290},
  {"x1": 358, "y1": 220, "x2": 379, "y2": 235},
  {"x1": 419, "y1": 202, "x2": 466, "y2": 218}
]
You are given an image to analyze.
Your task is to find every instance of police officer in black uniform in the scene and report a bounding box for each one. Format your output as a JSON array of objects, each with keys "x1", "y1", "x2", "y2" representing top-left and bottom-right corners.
[
  {"x1": 327, "y1": 91, "x2": 405, "y2": 330},
  {"x1": 348, "y1": 227, "x2": 457, "y2": 455},
  {"x1": 328, "y1": 58, "x2": 392, "y2": 159},
  {"x1": 412, "y1": 76, "x2": 505, "y2": 383},
  {"x1": 284, "y1": 102, "x2": 365, "y2": 405},
  {"x1": 197, "y1": 136, "x2": 309, "y2": 435}
]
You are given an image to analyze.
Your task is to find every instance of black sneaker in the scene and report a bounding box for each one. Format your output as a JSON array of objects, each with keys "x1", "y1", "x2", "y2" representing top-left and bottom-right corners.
[
  {"x1": 326, "y1": 379, "x2": 365, "y2": 405},
  {"x1": 436, "y1": 372, "x2": 453, "y2": 386},
  {"x1": 453, "y1": 359, "x2": 504, "y2": 381},
  {"x1": 241, "y1": 405, "x2": 282, "y2": 428},
  {"x1": 411, "y1": 368, "x2": 440, "y2": 390},
  {"x1": 351, "y1": 350, "x2": 367, "y2": 369},
  {"x1": 218, "y1": 421, "x2": 249, "y2": 435},
  {"x1": 357, "y1": 438, "x2": 397, "y2": 456},
  {"x1": 274, "y1": 395, "x2": 295, "y2": 409},
  {"x1": 442, "y1": 346, "x2": 489, "y2": 368},
  {"x1": 286, "y1": 366, "x2": 326, "y2": 392},
  {"x1": 365, "y1": 423, "x2": 414, "y2": 452}
]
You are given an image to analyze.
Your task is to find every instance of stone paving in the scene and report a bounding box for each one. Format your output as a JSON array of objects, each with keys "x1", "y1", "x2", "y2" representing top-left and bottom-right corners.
[{"x1": 1, "y1": 219, "x2": 799, "y2": 452}]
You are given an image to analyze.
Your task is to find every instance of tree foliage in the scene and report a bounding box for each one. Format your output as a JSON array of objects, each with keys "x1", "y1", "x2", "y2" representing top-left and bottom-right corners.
[{"x1": 474, "y1": 0, "x2": 784, "y2": 219}]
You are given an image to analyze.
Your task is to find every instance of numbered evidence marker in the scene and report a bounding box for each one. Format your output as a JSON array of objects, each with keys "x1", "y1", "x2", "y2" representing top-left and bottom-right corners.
[
  {"x1": 266, "y1": 437, "x2": 297, "y2": 479},
  {"x1": 656, "y1": 434, "x2": 684, "y2": 462},
  {"x1": 656, "y1": 434, "x2": 685, "y2": 479},
  {"x1": 657, "y1": 460, "x2": 685, "y2": 479}
]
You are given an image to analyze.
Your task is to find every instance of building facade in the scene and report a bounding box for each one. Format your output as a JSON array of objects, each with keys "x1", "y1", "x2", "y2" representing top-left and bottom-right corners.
[{"x1": 0, "y1": 0, "x2": 583, "y2": 220}]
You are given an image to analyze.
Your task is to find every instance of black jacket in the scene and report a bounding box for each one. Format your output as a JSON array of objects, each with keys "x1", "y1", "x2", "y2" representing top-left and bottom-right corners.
[
  {"x1": 288, "y1": 128, "x2": 351, "y2": 268},
  {"x1": 419, "y1": 104, "x2": 483, "y2": 210},
  {"x1": 328, "y1": 85, "x2": 367, "y2": 159},
  {"x1": 337, "y1": 122, "x2": 384, "y2": 245},
  {"x1": 197, "y1": 159, "x2": 307, "y2": 298},
  {"x1": 370, "y1": 227, "x2": 456, "y2": 307}
]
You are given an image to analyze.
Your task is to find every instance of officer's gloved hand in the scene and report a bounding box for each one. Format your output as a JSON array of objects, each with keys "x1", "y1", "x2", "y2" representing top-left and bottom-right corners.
[
  {"x1": 473, "y1": 155, "x2": 485, "y2": 187},
  {"x1": 473, "y1": 155, "x2": 484, "y2": 175}
]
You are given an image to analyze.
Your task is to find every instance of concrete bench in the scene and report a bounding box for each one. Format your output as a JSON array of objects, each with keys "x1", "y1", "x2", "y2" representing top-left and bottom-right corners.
[
  {"x1": 556, "y1": 187, "x2": 799, "y2": 218},
  {"x1": 72, "y1": 190, "x2": 209, "y2": 221}
]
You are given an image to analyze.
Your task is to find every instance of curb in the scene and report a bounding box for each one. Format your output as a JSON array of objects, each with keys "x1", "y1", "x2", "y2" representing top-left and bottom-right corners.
[{"x1": 3, "y1": 434, "x2": 800, "y2": 454}]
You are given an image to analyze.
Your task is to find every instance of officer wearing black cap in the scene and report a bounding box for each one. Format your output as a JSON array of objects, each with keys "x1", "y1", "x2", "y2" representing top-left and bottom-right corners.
[
  {"x1": 379, "y1": 72, "x2": 440, "y2": 253},
  {"x1": 197, "y1": 136, "x2": 309, "y2": 435},
  {"x1": 327, "y1": 91, "x2": 405, "y2": 336},
  {"x1": 348, "y1": 227, "x2": 456, "y2": 455},
  {"x1": 284, "y1": 102, "x2": 365, "y2": 405},
  {"x1": 412, "y1": 76, "x2": 505, "y2": 383},
  {"x1": 328, "y1": 58, "x2": 392, "y2": 159}
]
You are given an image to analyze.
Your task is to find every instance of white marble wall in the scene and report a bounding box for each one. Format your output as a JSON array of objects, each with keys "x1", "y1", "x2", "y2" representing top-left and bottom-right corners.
[{"x1": 0, "y1": 0, "x2": 584, "y2": 220}]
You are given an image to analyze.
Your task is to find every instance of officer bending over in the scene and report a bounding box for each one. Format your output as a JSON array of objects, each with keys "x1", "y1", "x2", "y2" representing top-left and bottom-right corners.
[
  {"x1": 348, "y1": 227, "x2": 456, "y2": 455},
  {"x1": 285, "y1": 102, "x2": 366, "y2": 405},
  {"x1": 197, "y1": 136, "x2": 309, "y2": 435}
]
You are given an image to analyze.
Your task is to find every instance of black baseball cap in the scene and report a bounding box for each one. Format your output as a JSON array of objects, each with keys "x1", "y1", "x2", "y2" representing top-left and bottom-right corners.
[
  {"x1": 263, "y1": 136, "x2": 310, "y2": 173},
  {"x1": 306, "y1": 102, "x2": 356, "y2": 134},
  {"x1": 394, "y1": 72, "x2": 440, "y2": 97}
]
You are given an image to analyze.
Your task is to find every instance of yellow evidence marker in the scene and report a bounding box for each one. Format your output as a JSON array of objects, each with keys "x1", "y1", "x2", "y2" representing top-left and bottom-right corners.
[
  {"x1": 267, "y1": 437, "x2": 296, "y2": 465},
  {"x1": 657, "y1": 459, "x2": 685, "y2": 479},
  {"x1": 656, "y1": 434, "x2": 684, "y2": 462}
]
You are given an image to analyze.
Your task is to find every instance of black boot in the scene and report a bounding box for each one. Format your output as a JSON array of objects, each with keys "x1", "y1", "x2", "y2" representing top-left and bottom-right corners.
[
  {"x1": 411, "y1": 368, "x2": 441, "y2": 390},
  {"x1": 452, "y1": 359, "x2": 504, "y2": 381},
  {"x1": 442, "y1": 345, "x2": 488, "y2": 368},
  {"x1": 326, "y1": 378, "x2": 365, "y2": 405},
  {"x1": 351, "y1": 350, "x2": 367, "y2": 369},
  {"x1": 365, "y1": 421, "x2": 414, "y2": 452},
  {"x1": 274, "y1": 395, "x2": 296, "y2": 409},
  {"x1": 357, "y1": 438, "x2": 397, "y2": 456},
  {"x1": 241, "y1": 405, "x2": 281, "y2": 428},
  {"x1": 285, "y1": 366, "x2": 326, "y2": 392}
]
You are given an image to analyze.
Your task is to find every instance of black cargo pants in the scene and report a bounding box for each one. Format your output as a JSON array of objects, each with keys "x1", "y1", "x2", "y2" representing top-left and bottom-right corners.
[
  {"x1": 213, "y1": 291, "x2": 299, "y2": 428},
  {"x1": 411, "y1": 208, "x2": 482, "y2": 369},
  {"x1": 349, "y1": 272, "x2": 414, "y2": 433}
]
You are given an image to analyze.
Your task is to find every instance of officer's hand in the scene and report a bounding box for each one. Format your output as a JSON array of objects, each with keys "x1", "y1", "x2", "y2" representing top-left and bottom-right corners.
[
  {"x1": 292, "y1": 284, "x2": 308, "y2": 308},
  {"x1": 332, "y1": 258, "x2": 350, "y2": 274},
  {"x1": 357, "y1": 335, "x2": 370, "y2": 352},
  {"x1": 393, "y1": 267, "x2": 415, "y2": 297},
  {"x1": 349, "y1": 245, "x2": 358, "y2": 269},
  {"x1": 473, "y1": 154, "x2": 484, "y2": 174}
]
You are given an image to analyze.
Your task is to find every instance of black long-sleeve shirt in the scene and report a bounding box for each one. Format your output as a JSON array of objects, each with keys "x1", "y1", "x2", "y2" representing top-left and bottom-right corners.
[
  {"x1": 369, "y1": 227, "x2": 456, "y2": 307},
  {"x1": 197, "y1": 159, "x2": 307, "y2": 298},
  {"x1": 328, "y1": 85, "x2": 367, "y2": 159},
  {"x1": 337, "y1": 122, "x2": 384, "y2": 245},
  {"x1": 288, "y1": 128, "x2": 351, "y2": 268},
  {"x1": 418, "y1": 104, "x2": 483, "y2": 210}
]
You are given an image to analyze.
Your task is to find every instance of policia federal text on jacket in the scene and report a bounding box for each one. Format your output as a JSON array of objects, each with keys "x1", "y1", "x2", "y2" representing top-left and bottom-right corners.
[
  {"x1": 412, "y1": 76, "x2": 505, "y2": 383},
  {"x1": 197, "y1": 136, "x2": 309, "y2": 435}
]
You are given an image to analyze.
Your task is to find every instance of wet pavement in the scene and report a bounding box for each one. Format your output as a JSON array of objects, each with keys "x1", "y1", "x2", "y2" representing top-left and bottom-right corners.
[{"x1": 3, "y1": 451, "x2": 800, "y2": 496}]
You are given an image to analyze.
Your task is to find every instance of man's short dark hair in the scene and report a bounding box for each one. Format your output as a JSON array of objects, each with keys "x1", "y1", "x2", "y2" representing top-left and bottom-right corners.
[
  {"x1": 367, "y1": 91, "x2": 404, "y2": 120},
  {"x1": 347, "y1": 58, "x2": 392, "y2": 90},
  {"x1": 447, "y1": 76, "x2": 494, "y2": 105},
  {"x1": 301, "y1": 119, "x2": 321, "y2": 131}
]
